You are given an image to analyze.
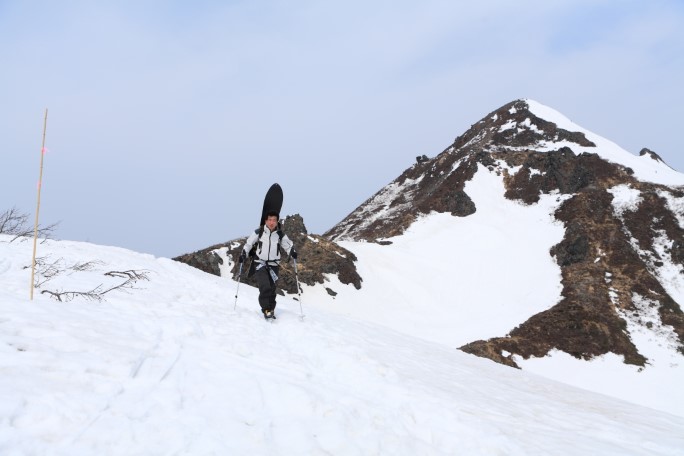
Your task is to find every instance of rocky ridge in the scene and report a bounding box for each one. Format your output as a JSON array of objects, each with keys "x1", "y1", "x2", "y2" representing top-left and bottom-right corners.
[{"x1": 326, "y1": 99, "x2": 684, "y2": 368}]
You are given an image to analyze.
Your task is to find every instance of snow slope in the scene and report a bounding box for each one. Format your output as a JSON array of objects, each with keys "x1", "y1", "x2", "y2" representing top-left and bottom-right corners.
[
  {"x1": 303, "y1": 166, "x2": 684, "y2": 418},
  {"x1": 303, "y1": 165, "x2": 568, "y2": 347},
  {"x1": 2, "y1": 235, "x2": 684, "y2": 455}
]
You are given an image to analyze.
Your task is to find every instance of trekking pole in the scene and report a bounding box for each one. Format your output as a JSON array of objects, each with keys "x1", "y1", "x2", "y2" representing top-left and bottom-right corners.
[
  {"x1": 233, "y1": 261, "x2": 244, "y2": 311},
  {"x1": 293, "y1": 258, "x2": 304, "y2": 320}
]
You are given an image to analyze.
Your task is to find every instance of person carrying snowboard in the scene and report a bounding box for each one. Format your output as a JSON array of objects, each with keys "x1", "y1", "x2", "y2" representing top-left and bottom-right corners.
[{"x1": 239, "y1": 211, "x2": 297, "y2": 319}]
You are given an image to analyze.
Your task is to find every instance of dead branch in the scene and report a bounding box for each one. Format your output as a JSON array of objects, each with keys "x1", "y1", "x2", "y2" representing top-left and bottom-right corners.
[
  {"x1": 41, "y1": 285, "x2": 105, "y2": 302},
  {"x1": 32, "y1": 256, "x2": 64, "y2": 287},
  {"x1": 104, "y1": 270, "x2": 150, "y2": 281},
  {"x1": 100, "y1": 270, "x2": 150, "y2": 295},
  {"x1": 0, "y1": 207, "x2": 28, "y2": 234},
  {"x1": 41, "y1": 269, "x2": 150, "y2": 303},
  {"x1": 68, "y1": 260, "x2": 104, "y2": 274},
  {"x1": 0, "y1": 207, "x2": 59, "y2": 242}
]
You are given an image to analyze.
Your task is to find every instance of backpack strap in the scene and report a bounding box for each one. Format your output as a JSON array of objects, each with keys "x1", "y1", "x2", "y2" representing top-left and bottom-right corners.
[
  {"x1": 249, "y1": 226, "x2": 263, "y2": 257},
  {"x1": 252, "y1": 224, "x2": 286, "y2": 259}
]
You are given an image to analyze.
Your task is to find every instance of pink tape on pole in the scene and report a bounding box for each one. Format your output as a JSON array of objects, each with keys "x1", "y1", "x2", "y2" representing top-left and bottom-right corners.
[
  {"x1": 41, "y1": 147, "x2": 49, "y2": 154},
  {"x1": 37, "y1": 181, "x2": 41, "y2": 190}
]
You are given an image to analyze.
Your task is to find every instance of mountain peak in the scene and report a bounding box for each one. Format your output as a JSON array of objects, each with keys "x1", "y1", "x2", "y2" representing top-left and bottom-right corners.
[
  {"x1": 452, "y1": 99, "x2": 596, "y2": 155},
  {"x1": 327, "y1": 98, "x2": 683, "y2": 242},
  {"x1": 323, "y1": 98, "x2": 684, "y2": 390}
]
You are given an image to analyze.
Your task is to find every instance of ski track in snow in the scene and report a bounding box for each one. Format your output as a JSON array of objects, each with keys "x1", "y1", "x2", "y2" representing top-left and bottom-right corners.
[{"x1": 2, "y1": 235, "x2": 684, "y2": 455}]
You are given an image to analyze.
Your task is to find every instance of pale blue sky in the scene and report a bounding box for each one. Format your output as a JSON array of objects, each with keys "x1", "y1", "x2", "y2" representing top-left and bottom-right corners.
[{"x1": 2, "y1": 1, "x2": 683, "y2": 257}]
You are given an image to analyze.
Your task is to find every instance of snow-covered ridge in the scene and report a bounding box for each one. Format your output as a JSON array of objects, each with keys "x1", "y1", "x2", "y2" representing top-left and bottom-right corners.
[
  {"x1": 328, "y1": 98, "x2": 683, "y2": 244},
  {"x1": 524, "y1": 99, "x2": 684, "y2": 187},
  {"x1": 3, "y1": 236, "x2": 684, "y2": 453},
  {"x1": 330, "y1": 174, "x2": 425, "y2": 240}
]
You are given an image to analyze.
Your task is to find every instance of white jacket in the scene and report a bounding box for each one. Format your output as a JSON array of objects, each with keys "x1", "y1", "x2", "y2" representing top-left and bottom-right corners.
[{"x1": 243, "y1": 225, "x2": 294, "y2": 266}]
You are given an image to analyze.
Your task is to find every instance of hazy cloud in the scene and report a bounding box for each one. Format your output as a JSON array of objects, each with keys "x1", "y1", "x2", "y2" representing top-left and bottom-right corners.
[{"x1": 2, "y1": 1, "x2": 682, "y2": 256}]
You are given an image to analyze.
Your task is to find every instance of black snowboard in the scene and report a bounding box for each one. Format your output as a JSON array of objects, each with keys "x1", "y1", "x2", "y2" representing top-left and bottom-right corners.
[
  {"x1": 247, "y1": 183, "x2": 284, "y2": 278},
  {"x1": 261, "y1": 183, "x2": 283, "y2": 226}
]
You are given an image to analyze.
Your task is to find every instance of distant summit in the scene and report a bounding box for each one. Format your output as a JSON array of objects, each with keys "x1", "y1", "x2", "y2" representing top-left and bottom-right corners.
[
  {"x1": 326, "y1": 99, "x2": 683, "y2": 243},
  {"x1": 325, "y1": 98, "x2": 684, "y2": 369}
]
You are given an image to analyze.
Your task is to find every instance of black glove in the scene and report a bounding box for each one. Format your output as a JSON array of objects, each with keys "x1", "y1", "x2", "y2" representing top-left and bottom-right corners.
[
  {"x1": 239, "y1": 250, "x2": 246, "y2": 264},
  {"x1": 290, "y1": 249, "x2": 298, "y2": 260}
]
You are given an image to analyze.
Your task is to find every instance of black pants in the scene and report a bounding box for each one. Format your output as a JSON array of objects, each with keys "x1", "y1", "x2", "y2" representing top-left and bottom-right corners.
[{"x1": 254, "y1": 265, "x2": 279, "y2": 312}]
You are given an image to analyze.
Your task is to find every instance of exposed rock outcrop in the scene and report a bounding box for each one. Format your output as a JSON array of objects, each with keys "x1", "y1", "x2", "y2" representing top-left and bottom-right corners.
[
  {"x1": 326, "y1": 98, "x2": 684, "y2": 368},
  {"x1": 174, "y1": 215, "x2": 361, "y2": 297}
]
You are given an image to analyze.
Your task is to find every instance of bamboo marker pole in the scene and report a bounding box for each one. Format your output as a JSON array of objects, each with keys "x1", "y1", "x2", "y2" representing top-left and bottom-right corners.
[{"x1": 30, "y1": 109, "x2": 49, "y2": 300}]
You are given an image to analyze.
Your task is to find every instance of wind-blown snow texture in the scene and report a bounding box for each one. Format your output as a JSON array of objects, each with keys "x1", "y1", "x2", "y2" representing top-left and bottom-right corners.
[{"x1": 2, "y1": 235, "x2": 684, "y2": 455}]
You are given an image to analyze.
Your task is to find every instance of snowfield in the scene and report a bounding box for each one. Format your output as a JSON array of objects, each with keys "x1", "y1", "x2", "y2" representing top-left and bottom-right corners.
[
  {"x1": 2, "y1": 235, "x2": 684, "y2": 455},
  {"x1": 304, "y1": 166, "x2": 569, "y2": 348},
  {"x1": 303, "y1": 167, "x2": 684, "y2": 419}
]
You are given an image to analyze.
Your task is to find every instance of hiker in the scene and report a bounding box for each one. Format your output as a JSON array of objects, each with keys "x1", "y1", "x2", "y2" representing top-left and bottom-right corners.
[{"x1": 239, "y1": 211, "x2": 297, "y2": 319}]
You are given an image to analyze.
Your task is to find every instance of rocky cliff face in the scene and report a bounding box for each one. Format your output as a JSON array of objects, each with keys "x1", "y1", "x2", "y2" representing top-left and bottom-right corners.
[
  {"x1": 174, "y1": 214, "x2": 361, "y2": 297},
  {"x1": 326, "y1": 99, "x2": 684, "y2": 368}
]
